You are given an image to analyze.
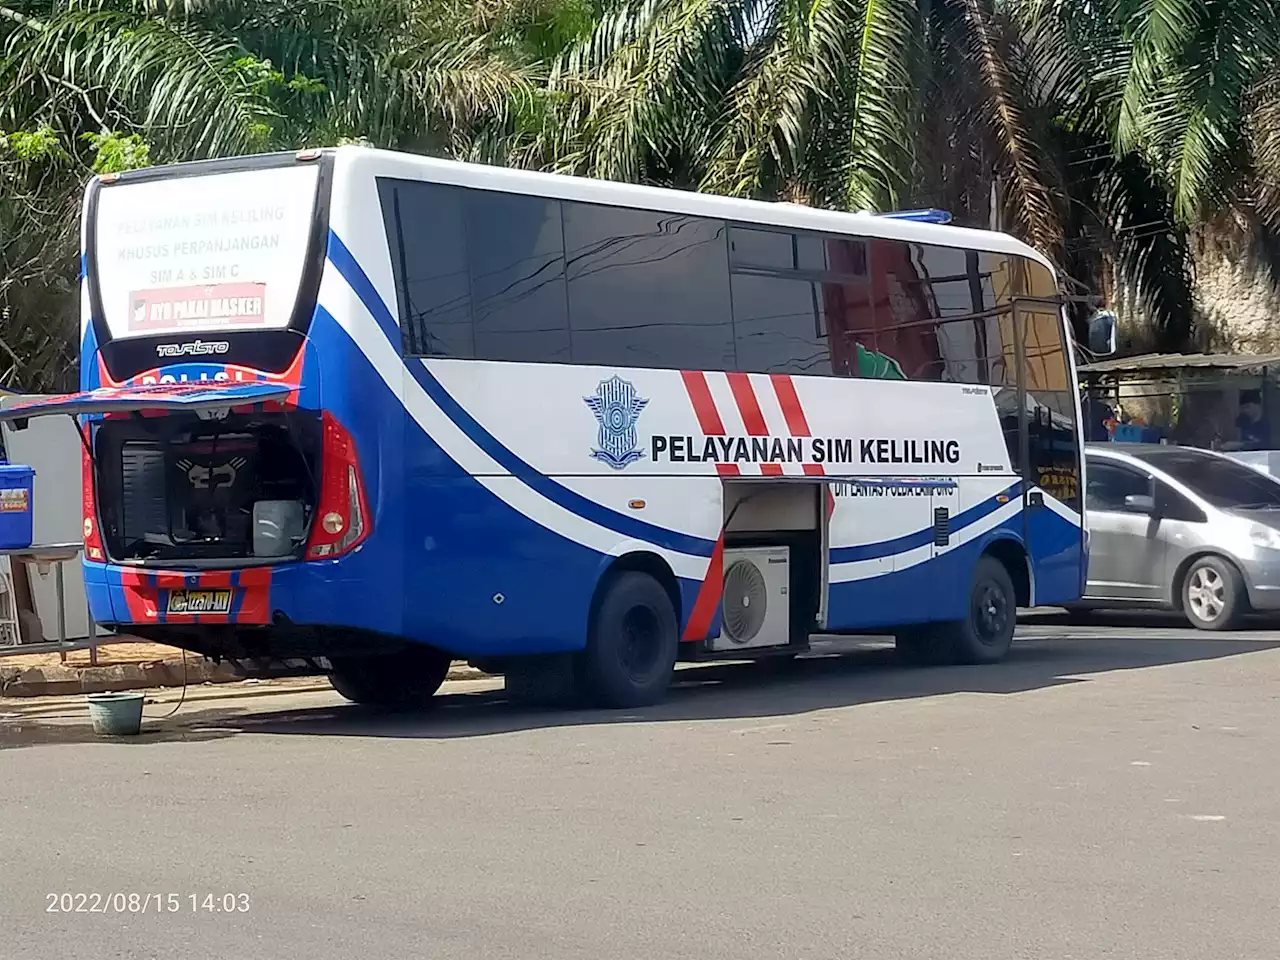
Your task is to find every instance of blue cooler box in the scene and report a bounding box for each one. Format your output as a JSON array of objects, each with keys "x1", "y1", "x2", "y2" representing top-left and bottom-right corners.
[{"x1": 0, "y1": 464, "x2": 35, "y2": 549}]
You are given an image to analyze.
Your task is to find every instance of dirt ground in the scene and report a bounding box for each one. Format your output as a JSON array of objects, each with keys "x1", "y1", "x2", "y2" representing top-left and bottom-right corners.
[{"x1": 0, "y1": 639, "x2": 186, "y2": 669}]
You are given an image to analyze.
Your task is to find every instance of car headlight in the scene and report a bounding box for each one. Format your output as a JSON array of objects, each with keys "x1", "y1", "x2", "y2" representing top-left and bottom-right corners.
[{"x1": 1248, "y1": 523, "x2": 1280, "y2": 550}]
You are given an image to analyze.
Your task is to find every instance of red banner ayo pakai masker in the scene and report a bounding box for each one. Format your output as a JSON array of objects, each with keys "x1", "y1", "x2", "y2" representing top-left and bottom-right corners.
[{"x1": 128, "y1": 282, "x2": 267, "y2": 332}]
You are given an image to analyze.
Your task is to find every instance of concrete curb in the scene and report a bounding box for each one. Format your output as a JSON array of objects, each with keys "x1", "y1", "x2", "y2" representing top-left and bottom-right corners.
[{"x1": 0, "y1": 658, "x2": 488, "y2": 698}]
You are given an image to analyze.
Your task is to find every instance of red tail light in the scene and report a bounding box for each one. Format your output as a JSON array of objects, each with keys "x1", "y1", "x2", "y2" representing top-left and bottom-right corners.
[
  {"x1": 305, "y1": 412, "x2": 372, "y2": 560},
  {"x1": 81, "y1": 445, "x2": 105, "y2": 562}
]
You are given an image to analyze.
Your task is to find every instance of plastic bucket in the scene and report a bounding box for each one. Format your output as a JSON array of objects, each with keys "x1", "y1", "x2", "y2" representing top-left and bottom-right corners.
[
  {"x1": 0, "y1": 463, "x2": 34, "y2": 549},
  {"x1": 86, "y1": 692, "x2": 145, "y2": 736}
]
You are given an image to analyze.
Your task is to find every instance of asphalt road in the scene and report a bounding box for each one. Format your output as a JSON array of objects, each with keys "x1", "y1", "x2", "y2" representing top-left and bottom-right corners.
[{"x1": 5, "y1": 615, "x2": 1280, "y2": 960}]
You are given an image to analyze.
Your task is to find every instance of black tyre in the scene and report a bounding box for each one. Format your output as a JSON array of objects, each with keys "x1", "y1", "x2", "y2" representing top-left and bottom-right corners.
[
  {"x1": 329, "y1": 645, "x2": 451, "y2": 709},
  {"x1": 578, "y1": 571, "x2": 679, "y2": 708},
  {"x1": 950, "y1": 555, "x2": 1017, "y2": 663},
  {"x1": 1181, "y1": 555, "x2": 1246, "y2": 631},
  {"x1": 898, "y1": 556, "x2": 1017, "y2": 665}
]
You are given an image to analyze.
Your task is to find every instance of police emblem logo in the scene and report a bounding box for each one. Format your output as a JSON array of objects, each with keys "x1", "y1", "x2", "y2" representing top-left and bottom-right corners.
[{"x1": 584, "y1": 376, "x2": 649, "y2": 470}]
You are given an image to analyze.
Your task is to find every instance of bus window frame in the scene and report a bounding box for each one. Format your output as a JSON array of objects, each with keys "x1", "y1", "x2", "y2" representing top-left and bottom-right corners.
[{"x1": 376, "y1": 176, "x2": 1078, "y2": 394}]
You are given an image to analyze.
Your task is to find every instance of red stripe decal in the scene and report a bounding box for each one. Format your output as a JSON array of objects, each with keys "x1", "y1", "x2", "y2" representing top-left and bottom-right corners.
[
  {"x1": 115, "y1": 566, "x2": 274, "y2": 625},
  {"x1": 760, "y1": 463, "x2": 785, "y2": 476},
  {"x1": 770, "y1": 374, "x2": 811, "y2": 435},
  {"x1": 119, "y1": 569, "x2": 156, "y2": 621},
  {"x1": 771, "y1": 374, "x2": 826, "y2": 478},
  {"x1": 238, "y1": 567, "x2": 272, "y2": 587},
  {"x1": 726, "y1": 372, "x2": 768, "y2": 435},
  {"x1": 682, "y1": 534, "x2": 725, "y2": 642},
  {"x1": 681, "y1": 370, "x2": 726, "y2": 435},
  {"x1": 683, "y1": 370, "x2": 740, "y2": 476}
]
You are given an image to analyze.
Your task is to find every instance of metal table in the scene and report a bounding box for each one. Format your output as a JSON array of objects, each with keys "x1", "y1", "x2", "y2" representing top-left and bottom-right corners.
[{"x1": 0, "y1": 542, "x2": 96, "y2": 663}]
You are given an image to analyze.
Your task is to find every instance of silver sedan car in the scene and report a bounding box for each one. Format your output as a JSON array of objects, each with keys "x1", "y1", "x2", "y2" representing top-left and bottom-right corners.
[{"x1": 1081, "y1": 443, "x2": 1280, "y2": 629}]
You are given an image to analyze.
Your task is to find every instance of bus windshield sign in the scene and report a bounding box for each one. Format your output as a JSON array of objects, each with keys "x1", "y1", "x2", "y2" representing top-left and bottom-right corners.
[{"x1": 93, "y1": 164, "x2": 320, "y2": 341}]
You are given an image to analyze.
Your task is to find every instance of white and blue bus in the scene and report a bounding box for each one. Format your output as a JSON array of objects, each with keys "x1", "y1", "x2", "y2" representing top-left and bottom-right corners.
[{"x1": 1, "y1": 147, "x2": 1099, "y2": 707}]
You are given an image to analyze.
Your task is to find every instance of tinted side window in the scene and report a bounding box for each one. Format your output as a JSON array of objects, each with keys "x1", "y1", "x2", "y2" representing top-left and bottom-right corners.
[
  {"x1": 466, "y1": 191, "x2": 570, "y2": 363},
  {"x1": 1157, "y1": 482, "x2": 1207, "y2": 523},
  {"x1": 819, "y1": 238, "x2": 883, "y2": 378},
  {"x1": 1085, "y1": 460, "x2": 1150, "y2": 512},
  {"x1": 730, "y1": 226, "x2": 828, "y2": 273},
  {"x1": 852, "y1": 241, "x2": 1015, "y2": 385},
  {"x1": 731, "y1": 273, "x2": 830, "y2": 375},
  {"x1": 378, "y1": 180, "x2": 473, "y2": 358},
  {"x1": 563, "y1": 204, "x2": 734, "y2": 370},
  {"x1": 1014, "y1": 259, "x2": 1079, "y2": 509},
  {"x1": 728, "y1": 228, "x2": 875, "y2": 377},
  {"x1": 1143, "y1": 451, "x2": 1280, "y2": 509},
  {"x1": 1027, "y1": 391, "x2": 1081, "y2": 510}
]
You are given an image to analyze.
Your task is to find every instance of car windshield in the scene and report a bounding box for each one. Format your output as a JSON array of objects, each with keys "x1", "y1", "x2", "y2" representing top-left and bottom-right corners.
[{"x1": 1138, "y1": 448, "x2": 1280, "y2": 509}]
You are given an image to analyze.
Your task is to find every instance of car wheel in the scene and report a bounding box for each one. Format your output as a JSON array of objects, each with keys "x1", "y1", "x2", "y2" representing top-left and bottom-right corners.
[
  {"x1": 577, "y1": 571, "x2": 679, "y2": 708},
  {"x1": 329, "y1": 645, "x2": 452, "y2": 708},
  {"x1": 1181, "y1": 556, "x2": 1246, "y2": 631}
]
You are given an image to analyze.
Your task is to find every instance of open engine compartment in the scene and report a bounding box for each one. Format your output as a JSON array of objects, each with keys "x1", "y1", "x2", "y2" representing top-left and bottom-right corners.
[{"x1": 93, "y1": 411, "x2": 322, "y2": 565}]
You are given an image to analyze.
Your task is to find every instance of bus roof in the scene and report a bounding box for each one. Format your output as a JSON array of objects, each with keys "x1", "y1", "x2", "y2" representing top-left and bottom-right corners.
[
  {"x1": 101, "y1": 146, "x2": 1058, "y2": 276},
  {"x1": 335, "y1": 147, "x2": 1057, "y2": 276}
]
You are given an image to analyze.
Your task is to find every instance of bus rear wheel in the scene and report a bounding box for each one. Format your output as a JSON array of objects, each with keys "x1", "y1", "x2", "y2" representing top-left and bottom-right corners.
[
  {"x1": 329, "y1": 645, "x2": 451, "y2": 709},
  {"x1": 578, "y1": 571, "x2": 679, "y2": 708}
]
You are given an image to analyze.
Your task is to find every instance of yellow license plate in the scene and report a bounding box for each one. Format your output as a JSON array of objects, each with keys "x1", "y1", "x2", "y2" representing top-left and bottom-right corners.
[{"x1": 166, "y1": 589, "x2": 233, "y2": 615}]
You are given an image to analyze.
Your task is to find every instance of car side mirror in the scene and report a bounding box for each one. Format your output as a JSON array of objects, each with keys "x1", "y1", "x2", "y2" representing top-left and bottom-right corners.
[
  {"x1": 1087, "y1": 309, "x2": 1117, "y2": 356},
  {"x1": 1124, "y1": 493, "x2": 1156, "y2": 514}
]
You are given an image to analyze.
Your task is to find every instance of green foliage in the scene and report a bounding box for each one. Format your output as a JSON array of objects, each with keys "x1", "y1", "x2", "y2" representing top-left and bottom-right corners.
[
  {"x1": 82, "y1": 131, "x2": 151, "y2": 172},
  {"x1": 0, "y1": 0, "x2": 1277, "y2": 389},
  {"x1": 3, "y1": 125, "x2": 65, "y2": 162}
]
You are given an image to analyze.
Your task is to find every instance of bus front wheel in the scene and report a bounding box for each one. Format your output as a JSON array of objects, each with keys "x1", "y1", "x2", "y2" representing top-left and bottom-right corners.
[
  {"x1": 578, "y1": 571, "x2": 679, "y2": 708},
  {"x1": 896, "y1": 556, "x2": 1017, "y2": 666},
  {"x1": 329, "y1": 645, "x2": 451, "y2": 709}
]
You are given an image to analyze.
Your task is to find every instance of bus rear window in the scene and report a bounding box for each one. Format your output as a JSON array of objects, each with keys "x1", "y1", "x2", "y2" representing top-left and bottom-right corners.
[{"x1": 91, "y1": 164, "x2": 321, "y2": 341}]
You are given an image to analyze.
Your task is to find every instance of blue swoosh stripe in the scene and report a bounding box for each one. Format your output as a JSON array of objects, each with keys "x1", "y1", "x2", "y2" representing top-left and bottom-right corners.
[
  {"x1": 324, "y1": 230, "x2": 1027, "y2": 566},
  {"x1": 325, "y1": 231, "x2": 716, "y2": 558},
  {"x1": 830, "y1": 481, "x2": 1022, "y2": 563}
]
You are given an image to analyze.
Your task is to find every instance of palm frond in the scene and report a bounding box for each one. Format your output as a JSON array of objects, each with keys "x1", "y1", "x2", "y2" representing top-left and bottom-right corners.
[
  {"x1": 1096, "y1": 153, "x2": 1195, "y2": 349},
  {"x1": 1162, "y1": 0, "x2": 1279, "y2": 222},
  {"x1": 3, "y1": 7, "x2": 272, "y2": 157},
  {"x1": 1245, "y1": 72, "x2": 1280, "y2": 230},
  {"x1": 1113, "y1": 0, "x2": 1201, "y2": 154},
  {"x1": 537, "y1": 0, "x2": 741, "y2": 182},
  {"x1": 843, "y1": 0, "x2": 918, "y2": 211},
  {"x1": 955, "y1": 0, "x2": 1062, "y2": 253},
  {"x1": 699, "y1": 0, "x2": 839, "y2": 198}
]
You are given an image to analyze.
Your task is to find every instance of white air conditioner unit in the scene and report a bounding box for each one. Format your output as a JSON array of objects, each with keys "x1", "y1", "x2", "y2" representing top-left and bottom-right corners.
[{"x1": 710, "y1": 545, "x2": 790, "y2": 652}]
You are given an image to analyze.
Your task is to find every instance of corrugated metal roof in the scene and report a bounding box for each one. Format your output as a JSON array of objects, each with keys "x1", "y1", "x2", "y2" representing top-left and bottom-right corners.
[{"x1": 1078, "y1": 352, "x2": 1280, "y2": 375}]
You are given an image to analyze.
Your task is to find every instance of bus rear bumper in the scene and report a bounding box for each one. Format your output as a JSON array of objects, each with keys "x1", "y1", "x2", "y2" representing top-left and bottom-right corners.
[{"x1": 83, "y1": 558, "x2": 386, "y2": 639}]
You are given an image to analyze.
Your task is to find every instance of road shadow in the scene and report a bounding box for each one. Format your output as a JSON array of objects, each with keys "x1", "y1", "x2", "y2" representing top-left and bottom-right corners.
[
  {"x1": 1022, "y1": 607, "x2": 1280, "y2": 630},
  {"x1": 0, "y1": 713, "x2": 237, "y2": 750},
  {"x1": 188, "y1": 631, "x2": 1280, "y2": 743}
]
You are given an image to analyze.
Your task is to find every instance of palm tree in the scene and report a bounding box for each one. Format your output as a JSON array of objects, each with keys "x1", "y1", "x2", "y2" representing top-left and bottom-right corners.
[
  {"x1": 1043, "y1": 0, "x2": 1280, "y2": 347},
  {"x1": 2, "y1": 0, "x2": 1277, "y2": 389},
  {"x1": 0, "y1": 0, "x2": 565, "y2": 389},
  {"x1": 522, "y1": 0, "x2": 1280, "y2": 349}
]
